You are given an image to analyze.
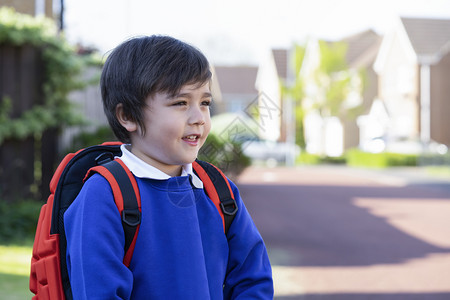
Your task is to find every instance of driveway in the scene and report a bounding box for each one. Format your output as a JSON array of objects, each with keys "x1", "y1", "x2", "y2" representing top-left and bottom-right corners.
[{"x1": 236, "y1": 165, "x2": 450, "y2": 299}]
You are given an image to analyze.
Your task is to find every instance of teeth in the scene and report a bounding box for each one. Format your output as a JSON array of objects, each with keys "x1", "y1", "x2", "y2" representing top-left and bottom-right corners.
[{"x1": 184, "y1": 135, "x2": 197, "y2": 141}]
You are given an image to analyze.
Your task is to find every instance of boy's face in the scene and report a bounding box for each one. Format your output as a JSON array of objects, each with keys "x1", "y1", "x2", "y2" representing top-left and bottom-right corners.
[{"x1": 126, "y1": 82, "x2": 212, "y2": 176}]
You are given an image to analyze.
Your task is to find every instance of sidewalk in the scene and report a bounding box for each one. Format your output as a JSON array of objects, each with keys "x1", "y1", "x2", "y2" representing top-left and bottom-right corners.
[
  {"x1": 236, "y1": 164, "x2": 450, "y2": 300},
  {"x1": 238, "y1": 164, "x2": 450, "y2": 189}
]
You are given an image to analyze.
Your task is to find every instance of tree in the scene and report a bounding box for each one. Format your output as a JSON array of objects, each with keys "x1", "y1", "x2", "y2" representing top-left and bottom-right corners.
[
  {"x1": 287, "y1": 41, "x2": 364, "y2": 155},
  {"x1": 282, "y1": 44, "x2": 307, "y2": 149},
  {"x1": 314, "y1": 40, "x2": 351, "y2": 118}
]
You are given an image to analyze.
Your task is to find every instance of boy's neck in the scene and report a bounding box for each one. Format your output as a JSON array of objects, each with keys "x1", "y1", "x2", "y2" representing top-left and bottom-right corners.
[
  {"x1": 161, "y1": 164, "x2": 183, "y2": 177},
  {"x1": 126, "y1": 145, "x2": 183, "y2": 177}
]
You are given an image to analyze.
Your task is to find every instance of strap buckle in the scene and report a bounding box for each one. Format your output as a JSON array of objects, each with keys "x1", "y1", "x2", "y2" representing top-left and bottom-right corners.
[
  {"x1": 122, "y1": 209, "x2": 141, "y2": 226},
  {"x1": 95, "y1": 152, "x2": 115, "y2": 165},
  {"x1": 220, "y1": 198, "x2": 238, "y2": 216}
]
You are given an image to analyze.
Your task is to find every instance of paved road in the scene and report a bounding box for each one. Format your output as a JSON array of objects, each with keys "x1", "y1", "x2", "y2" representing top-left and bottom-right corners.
[{"x1": 236, "y1": 166, "x2": 450, "y2": 300}]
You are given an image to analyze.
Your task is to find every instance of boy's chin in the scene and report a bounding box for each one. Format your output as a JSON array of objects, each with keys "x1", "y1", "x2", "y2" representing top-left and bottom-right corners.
[{"x1": 181, "y1": 154, "x2": 199, "y2": 164}]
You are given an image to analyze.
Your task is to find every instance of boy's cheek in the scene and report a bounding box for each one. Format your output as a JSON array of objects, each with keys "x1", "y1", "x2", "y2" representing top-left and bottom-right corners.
[{"x1": 204, "y1": 119, "x2": 211, "y2": 135}]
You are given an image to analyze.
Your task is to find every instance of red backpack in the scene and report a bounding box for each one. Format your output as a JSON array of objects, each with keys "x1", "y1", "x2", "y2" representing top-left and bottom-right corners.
[{"x1": 29, "y1": 142, "x2": 238, "y2": 300}]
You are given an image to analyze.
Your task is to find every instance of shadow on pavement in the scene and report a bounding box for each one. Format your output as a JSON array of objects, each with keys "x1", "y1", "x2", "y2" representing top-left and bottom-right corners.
[{"x1": 238, "y1": 182, "x2": 450, "y2": 267}]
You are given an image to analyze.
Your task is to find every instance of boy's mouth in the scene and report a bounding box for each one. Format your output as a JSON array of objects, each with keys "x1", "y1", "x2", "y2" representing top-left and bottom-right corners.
[
  {"x1": 182, "y1": 134, "x2": 200, "y2": 144},
  {"x1": 183, "y1": 134, "x2": 199, "y2": 141}
]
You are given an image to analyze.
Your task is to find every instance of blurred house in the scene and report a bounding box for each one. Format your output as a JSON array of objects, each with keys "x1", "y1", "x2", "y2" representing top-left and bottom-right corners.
[
  {"x1": 300, "y1": 30, "x2": 381, "y2": 156},
  {"x1": 0, "y1": 0, "x2": 55, "y2": 18},
  {"x1": 255, "y1": 49, "x2": 288, "y2": 142},
  {"x1": 368, "y1": 17, "x2": 450, "y2": 148},
  {"x1": 213, "y1": 65, "x2": 259, "y2": 114}
]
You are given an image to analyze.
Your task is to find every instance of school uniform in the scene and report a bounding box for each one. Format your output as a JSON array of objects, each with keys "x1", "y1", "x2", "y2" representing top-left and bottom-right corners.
[{"x1": 64, "y1": 145, "x2": 273, "y2": 299}]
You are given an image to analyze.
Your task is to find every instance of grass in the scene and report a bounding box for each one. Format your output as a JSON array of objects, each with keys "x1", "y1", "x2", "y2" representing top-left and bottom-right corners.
[{"x1": 0, "y1": 244, "x2": 33, "y2": 300}]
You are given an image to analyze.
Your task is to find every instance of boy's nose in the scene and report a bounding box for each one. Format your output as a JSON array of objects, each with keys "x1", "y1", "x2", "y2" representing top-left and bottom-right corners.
[{"x1": 188, "y1": 106, "x2": 206, "y2": 125}]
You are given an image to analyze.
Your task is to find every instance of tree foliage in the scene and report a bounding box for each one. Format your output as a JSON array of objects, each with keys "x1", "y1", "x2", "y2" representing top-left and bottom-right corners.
[
  {"x1": 314, "y1": 40, "x2": 351, "y2": 117},
  {"x1": 283, "y1": 39, "x2": 367, "y2": 152},
  {"x1": 318, "y1": 40, "x2": 348, "y2": 73},
  {"x1": 0, "y1": 7, "x2": 85, "y2": 144}
]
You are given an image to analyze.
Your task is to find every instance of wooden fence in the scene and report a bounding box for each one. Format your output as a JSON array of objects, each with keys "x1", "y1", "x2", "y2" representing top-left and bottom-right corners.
[{"x1": 0, "y1": 44, "x2": 58, "y2": 202}]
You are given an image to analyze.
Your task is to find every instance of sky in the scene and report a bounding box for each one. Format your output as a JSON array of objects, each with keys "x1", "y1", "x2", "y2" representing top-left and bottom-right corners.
[{"x1": 63, "y1": 0, "x2": 450, "y2": 65}]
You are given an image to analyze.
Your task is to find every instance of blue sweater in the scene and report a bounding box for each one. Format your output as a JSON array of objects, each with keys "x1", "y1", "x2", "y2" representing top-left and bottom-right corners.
[{"x1": 64, "y1": 173, "x2": 273, "y2": 299}]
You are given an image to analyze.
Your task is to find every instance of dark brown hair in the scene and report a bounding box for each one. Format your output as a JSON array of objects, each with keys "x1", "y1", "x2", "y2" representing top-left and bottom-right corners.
[{"x1": 100, "y1": 35, "x2": 211, "y2": 143}]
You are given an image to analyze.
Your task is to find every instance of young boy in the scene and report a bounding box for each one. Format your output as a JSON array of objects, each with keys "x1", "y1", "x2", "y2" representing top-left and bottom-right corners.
[{"x1": 64, "y1": 35, "x2": 273, "y2": 299}]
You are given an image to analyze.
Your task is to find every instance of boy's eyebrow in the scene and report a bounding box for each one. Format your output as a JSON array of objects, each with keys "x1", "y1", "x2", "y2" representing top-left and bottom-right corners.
[{"x1": 167, "y1": 91, "x2": 213, "y2": 99}]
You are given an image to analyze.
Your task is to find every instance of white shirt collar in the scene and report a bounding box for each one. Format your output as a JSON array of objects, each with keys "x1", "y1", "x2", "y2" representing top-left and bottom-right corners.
[{"x1": 118, "y1": 144, "x2": 203, "y2": 189}]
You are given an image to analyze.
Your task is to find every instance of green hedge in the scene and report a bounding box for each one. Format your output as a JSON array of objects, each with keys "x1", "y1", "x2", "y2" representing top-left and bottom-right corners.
[
  {"x1": 297, "y1": 152, "x2": 346, "y2": 165},
  {"x1": 297, "y1": 149, "x2": 422, "y2": 168},
  {"x1": 0, "y1": 200, "x2": 41, "y2": 244},
  {"x1": 346, "y1": 149, "x2": 418, "y2": 168}
]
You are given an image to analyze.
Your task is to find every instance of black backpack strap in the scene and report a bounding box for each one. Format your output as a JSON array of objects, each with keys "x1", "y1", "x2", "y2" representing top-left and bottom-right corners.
[
  {"x1": 193, "y1": 159, "x2": 237, "y2": 234},
  {"x1": 87, "y1": 158, "x2": 141, "y2": 267}
]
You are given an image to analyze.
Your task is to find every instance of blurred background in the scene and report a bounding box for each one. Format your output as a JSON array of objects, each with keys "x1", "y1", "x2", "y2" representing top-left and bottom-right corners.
[{"x1": 1, "y1": 0, "x2": 450, "y2": 299}]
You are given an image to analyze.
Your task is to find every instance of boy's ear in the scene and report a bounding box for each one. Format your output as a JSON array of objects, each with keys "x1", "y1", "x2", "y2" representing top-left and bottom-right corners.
[{"x1": 116, "y1": 104, "x2": 138, "y2": 132}]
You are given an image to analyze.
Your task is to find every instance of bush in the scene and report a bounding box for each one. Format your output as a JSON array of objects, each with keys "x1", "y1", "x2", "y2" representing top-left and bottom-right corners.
[
  {"x1": 346, "y1": 149, "x2": 418, "y2": 168},
  {"x1": 0, "y1": 200, "x2": 42, "y2": 244},
  {"x1": 198, "y1": 133, "x2": 250, "y2": 180}
]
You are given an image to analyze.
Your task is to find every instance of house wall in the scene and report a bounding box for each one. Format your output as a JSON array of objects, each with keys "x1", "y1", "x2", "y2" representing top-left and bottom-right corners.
[
  {"x1": 378, "y1": 31, "x2": 419, "y2": 138},
  {"x1": 255, "y1": 51, "x2": 282, "y2": 141},
  {"x1": 343, "y1": 119, "x2": 359, "y2": 150},
  {"x1": 1, "y1": 0, "x2": 54, "y2": 18},
  {"x1": 344, "y1": 65, "x2": 379, "y2": 150},
  {"x1": 430, "y1": 52, "x2": 450, "y2": 145},
  {"x1": 220, "y1": 93, "x2": 258, "y2": 113}
]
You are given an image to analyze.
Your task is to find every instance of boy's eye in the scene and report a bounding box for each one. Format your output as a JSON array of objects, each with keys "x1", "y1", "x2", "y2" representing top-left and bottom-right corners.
[
  {"x1": 173, "y1": 101, "x2": 187, "y2": 106},
  {"x1": 202, "y1": 100, "x2": 212, "y2": 106}
]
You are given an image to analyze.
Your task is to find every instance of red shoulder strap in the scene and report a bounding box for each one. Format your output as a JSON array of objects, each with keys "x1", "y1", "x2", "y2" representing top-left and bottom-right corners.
[
  {"x1": 86, "y1": 159, "x2": 141, "y2": 267},
  {"x1": 192, "y1": 160, "x2": 237, "y2": 234}
]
